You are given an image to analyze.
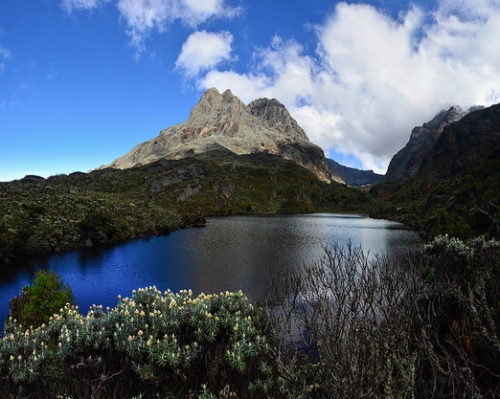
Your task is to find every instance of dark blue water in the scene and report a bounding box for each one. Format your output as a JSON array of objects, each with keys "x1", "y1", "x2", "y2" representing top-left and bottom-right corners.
[{"x1": 0, "y1": 214, "x2": 421, "y2": 324}]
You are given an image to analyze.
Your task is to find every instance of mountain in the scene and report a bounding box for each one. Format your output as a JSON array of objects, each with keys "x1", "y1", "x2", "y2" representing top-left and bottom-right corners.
[
  {"x1": 327, "y1": 158, "x2": 384, "y2": 187},
  {"x1": 104, "y1": 88, "x2": 343, "y2": 183},
  {"x1": 385, "y1": 106, "x2": 482, "y2": 181},
  {"x1": 424, "y1": 103, "x2": 500, "y2": 174},
  {"x1": 371, "y1": 101, "x2": 500, "y2": 238}
]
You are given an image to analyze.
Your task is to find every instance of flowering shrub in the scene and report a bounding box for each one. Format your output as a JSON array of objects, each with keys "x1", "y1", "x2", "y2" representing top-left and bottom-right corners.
[
  {"x1": 422, "y1": 234, "x2": 500, "y2": 286},
  {"x1": 0, "y1": 287, "x2": 275, "y2": 399}
]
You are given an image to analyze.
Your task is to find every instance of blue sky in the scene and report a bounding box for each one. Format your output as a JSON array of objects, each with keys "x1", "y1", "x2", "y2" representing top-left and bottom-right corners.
[{"x1": 1, "y1": 0, "x2": 500, "y2": 181}]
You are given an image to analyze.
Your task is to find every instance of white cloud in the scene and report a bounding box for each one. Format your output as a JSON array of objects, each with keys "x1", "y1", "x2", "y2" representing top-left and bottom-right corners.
[
  {"x1": 181, "y1": 0, "x2": 240, "y2": 24},
  {"x1": 195, "y1": 1, "x2": 500, "y2": 173},
  {"x1": 175, "y1": 30, "x2": 234, "y2": 77},
  {"x1": 62, "y1": 0, "x2": 240, "y2": 58},
  {"x1": 116, "y1": 0, "x2": 240, "y2": 59}
]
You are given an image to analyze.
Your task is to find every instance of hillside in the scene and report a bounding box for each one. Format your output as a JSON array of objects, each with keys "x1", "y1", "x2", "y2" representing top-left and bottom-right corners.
[
  {"x1": 0, "y1": 151, "x2": 374, "y2": 264},
  {"x1": 327, "y1": 158, "x2": 384, "y2": 187},
  {"x1": 372, "y1": 102, "x2": 500, "y2": 238}
]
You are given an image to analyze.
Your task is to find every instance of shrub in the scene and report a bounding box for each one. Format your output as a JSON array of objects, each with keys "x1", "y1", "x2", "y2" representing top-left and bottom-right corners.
[
  {"x1": 1, "y1": 287, "x2": 276, "y2": 399},
  {"x1": 413, "y1": 235, "x2": 500, "y2": 398},
  {"x1": 9, "y1": 269, "x2": 75, "y2": 328},
  {"x1": 267, "y1": 243, "x2": 422, "y2": 399}
]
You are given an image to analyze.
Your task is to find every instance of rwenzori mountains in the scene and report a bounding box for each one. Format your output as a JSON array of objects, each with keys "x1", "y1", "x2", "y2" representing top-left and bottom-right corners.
[
  {"x1": 104, "y1": 88, "x2": 379, "y2": 185},
  {"x1": 2, "y1": 88, "x2": 499, "y2": 263},
  {"x1": 385, "y1": 105, "x2": 485, "y2": 181},
  {"x1": 95, "y1": 86, "x2": 500, "y2": 188}
]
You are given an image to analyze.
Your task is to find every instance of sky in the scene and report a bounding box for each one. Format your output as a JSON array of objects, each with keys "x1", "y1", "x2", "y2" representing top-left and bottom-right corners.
[{"x1": 1, "y1": 0, "x2": 500, "y2": 182}]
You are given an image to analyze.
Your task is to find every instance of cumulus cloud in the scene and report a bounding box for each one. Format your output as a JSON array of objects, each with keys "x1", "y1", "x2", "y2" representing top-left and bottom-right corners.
[
  {"x1": 62, "y1": 0, "x2": 240, "y2": 58},
  {"x1": 116, "y1": 0, "x2": 240, "y2": 58},
  {"x1": 196, "y1": 1, "x2": 500, "y2": 173},
  {"x1": 175, "y1": 30, "x2": 234, "y2": 76}
]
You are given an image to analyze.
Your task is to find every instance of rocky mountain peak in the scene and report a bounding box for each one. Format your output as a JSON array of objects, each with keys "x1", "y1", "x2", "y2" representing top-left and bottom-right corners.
[
  {"x1": 414, "y1": 106, "x2": 465, "y2": 138},
  {"x1": 189, "y1": 88, "x2": 246, "y2": 120},
  {"x1": 103, "y1": 88, "x2": 340, "y2": 183},
  {"x1": 386, "y1": 105, "x2": 483, "y2": 181},
  {"x1": 248, "y1": 98, "x2": 309, "y2": 141}
]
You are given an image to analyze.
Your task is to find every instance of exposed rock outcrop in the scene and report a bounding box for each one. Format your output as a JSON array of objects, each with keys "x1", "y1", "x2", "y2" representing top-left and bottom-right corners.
[
  {"x1": 385, "y1": 106, "x2": 483, "y2": 181},
  {"x1": 104, "y1": 88, "x2": 342, "y2": 183}
]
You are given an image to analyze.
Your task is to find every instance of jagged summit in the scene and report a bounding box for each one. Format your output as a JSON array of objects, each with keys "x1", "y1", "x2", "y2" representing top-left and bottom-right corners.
[
  {"x1": 385, "y1": 105, "x2": 482, "y2": 181},
  {"x1": 104, "y1": 88, "x2": 340, "y2": 182}
]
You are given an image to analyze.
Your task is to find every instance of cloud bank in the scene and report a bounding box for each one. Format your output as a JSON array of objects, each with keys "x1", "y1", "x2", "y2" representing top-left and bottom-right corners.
[{"x1": 195, "y1": 1, "x2": 500, "y2": 172}]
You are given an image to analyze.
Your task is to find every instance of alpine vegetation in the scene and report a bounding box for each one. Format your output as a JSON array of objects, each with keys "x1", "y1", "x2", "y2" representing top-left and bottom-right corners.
[{"x1": 1, "y1": 287, "x2": 275, "y2": 399}]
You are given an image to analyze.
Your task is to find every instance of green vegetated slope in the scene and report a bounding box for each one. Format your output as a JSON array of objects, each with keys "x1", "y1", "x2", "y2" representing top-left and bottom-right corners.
[
  {"x1": 371, "y1": 160, "x2": 500, "y2": 239},
  {"x1": 0, "y1": 150, "x2": 374, "y2": 264},
  {"x1": 371, "y1": 102, "x2": 500, "y2": 239}
]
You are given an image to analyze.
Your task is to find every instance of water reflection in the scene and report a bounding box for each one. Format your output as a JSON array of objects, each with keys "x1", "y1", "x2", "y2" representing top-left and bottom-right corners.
[{"x1": 0, "y1": 214, "x2": 421, "y2": 324}]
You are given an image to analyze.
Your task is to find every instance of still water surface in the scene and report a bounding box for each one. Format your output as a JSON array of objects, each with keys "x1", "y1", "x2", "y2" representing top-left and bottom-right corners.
[{"x1": 0, "y1": 214, "x2": 421, "y2": 323}]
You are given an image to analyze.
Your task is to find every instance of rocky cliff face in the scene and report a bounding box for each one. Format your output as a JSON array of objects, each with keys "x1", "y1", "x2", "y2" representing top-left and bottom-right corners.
[
  {"x1": 105, "y1": 88, "x2": 341, "y2": 183},
  {"x1": 425, "y1": 103, "x2": 500, "y2": 174},
  {"x1": 385, "y1": 106, "x2": 477, "y2": 181}
]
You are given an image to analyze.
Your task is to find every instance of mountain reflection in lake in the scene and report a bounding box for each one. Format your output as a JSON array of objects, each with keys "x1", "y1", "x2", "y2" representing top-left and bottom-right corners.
[{"x1": 0, "y1": 214, "x2": 421, "y2": 323}]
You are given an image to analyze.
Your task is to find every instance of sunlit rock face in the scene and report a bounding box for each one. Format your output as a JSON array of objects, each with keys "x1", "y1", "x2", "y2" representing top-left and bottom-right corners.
[{"x1": 104, "y1": 88, "x2": 341, "y2": 183}]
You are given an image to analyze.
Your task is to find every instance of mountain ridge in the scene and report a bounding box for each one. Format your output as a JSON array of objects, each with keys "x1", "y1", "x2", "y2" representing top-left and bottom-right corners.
[
  {"x1": 385, "y1": 105, "x2": 484, "y2": 181},
  {"x1": 104, "y1": 88, "x2": 342, "y2": 183}
]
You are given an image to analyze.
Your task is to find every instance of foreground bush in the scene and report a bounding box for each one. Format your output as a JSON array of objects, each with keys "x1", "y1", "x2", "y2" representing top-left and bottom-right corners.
[
  {"x1": 412, "y1": 235, "x2": 500, "y2": 398},
  {"x1": 268, "y1": 243, "x2": 421, "y2": 399},
  {"x1": 1, "y1": 287, "x2": 275, "y2": 399},
  {"x1": 4, "y1": 238, "x2": 500, "y2": 398},
  {"x1": 267, "y1": 237, "x2": 500, "y2": 399},
  {"x1": 9, "y1": 269, "x2": 75, "y2": 328}
]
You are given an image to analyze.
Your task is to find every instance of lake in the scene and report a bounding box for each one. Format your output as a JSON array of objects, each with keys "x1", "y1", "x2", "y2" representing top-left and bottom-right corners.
[{"x1": 0, "y1": 214, "x2": 421, "y2": 324}]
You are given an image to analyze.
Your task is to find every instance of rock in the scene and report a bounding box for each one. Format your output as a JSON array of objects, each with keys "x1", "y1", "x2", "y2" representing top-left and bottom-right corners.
[
  {"x1": 176, "y1": 183, "x2": 202, "y2": 202},
  {"x1": 150, "y1": 164, "x2": 208, "y2": 195},
  {"x1": 212, "y1": 177, "x2": 234, "y2": 199},
  {"x1": 385, "y1": 106, "x2": 482, "y2": 181},
  {"x1": 192, "y1": 216, "x2": 207, "y2": 227},
  {"x1": 102, "y1": 88, "x2": 342, "y2": 183}
]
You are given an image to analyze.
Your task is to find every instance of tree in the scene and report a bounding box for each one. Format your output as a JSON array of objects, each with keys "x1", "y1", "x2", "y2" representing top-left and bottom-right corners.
[{"x1": 9, "y1": 269, "x2": 75, "y2": 327}]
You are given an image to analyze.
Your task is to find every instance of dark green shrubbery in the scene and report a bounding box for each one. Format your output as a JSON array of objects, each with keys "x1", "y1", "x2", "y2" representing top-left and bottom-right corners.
[
  {"x1": 371, "y1": 161, "x2": 500, "y2": 240},
  {"x1": 412, "y1": 235, "x2": 500, "y2": 398},
  {"x1": 9, "y1": 269, "x2": 75, "y2": 328}
]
